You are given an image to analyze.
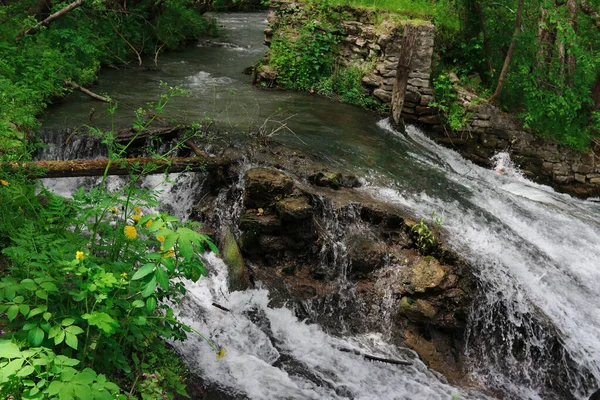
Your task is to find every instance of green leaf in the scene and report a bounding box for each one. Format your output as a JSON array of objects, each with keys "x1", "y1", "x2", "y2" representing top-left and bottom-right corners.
[
  {"x1": 28, "y1": 306, "x2": 47, "y2": 318},
  {"x1": 20, "y1": 279, "x2": 37, "y2": 291},
  {"x1": 28, "y1": 327, "x2": 44, "y2": 346},
  {"x1": 0, "y1": 341, "x2": 21, "y2": 358},
  {"x1": 82, "y1": 312, "x2": 118, "y2": 335},
  {"x1": 162, "y1": 256, "x2": 175, "y2": 272},
  {"x1": 47, "y1": 381, "x2": 63, "y2": 396},
  {"x1": 61, "y1": 318, "x2": 75, "y2": 326},
  {"x1": 65, "y1": 325, "x2": 84, "y2": 335},
  {"x1": 146, "y1": 297, "x2": 157, "y2": 312},
  {"x1": 71, "y1": 368, "x2": 97, "y2": 385},
  {"x1": 19, "y1": 304, "x2": 30, "y2": 317},
  {"x1": 35, "y1": 290, "x2": 48, "y2": 300},
  {"x1": 48, "y1": 325, "x2": 61, "y2": 339},
  {"x1": 13, "y1": 295, "x2": 24, "y2": 304},
  {"x1": 17, "y1": 365, "x2": 35, "y2": 377},
  {"x1": 2, "y1": 358, "x2": 24, "y2": 377},
  {"x1": 162, "y1": 232, "x2": 179, "y2": 254},
  {"x1": 131, "y1": 300, "x2": 144, "y2": 308},
  {"x1": 43, "y1": 312, "x2": 51, "y2": 321},
  {"x1": 65, "y1": 333, "x2": 78, "y2": 350},
  {"x1": 7, "y1": 304, "x2": 19, "y2": 321},
  {"x1": 22, "y1": 321, "x2": 37, "y2": 331},
  {"x1": 131, "y1": 263, "x2": 155, "y2": 281},
  {"x1": 40, "y1": 282, "x2": 58, "y2": 292},
  {"x1": 54, "y1": 329, "x2": 66, "y2": 345},
  {"x1": 155, "y1": 267, "x2": 169, "y2": 290},
  {"x1": 141, "y1": 277, "x2": 156, "y2": 298}
]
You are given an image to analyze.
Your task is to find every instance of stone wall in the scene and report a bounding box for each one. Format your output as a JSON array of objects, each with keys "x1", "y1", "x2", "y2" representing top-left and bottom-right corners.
[
  {"x1": 417, "y1": 80, "x2": 600, "y2": 196},
  {"x1": 263, "y1": 1, "x2": 600, "y2": 197}
]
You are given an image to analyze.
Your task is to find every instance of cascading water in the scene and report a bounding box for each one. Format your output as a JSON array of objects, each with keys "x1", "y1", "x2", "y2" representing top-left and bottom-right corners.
[
  {"x1": 36, "y1": 10, "x2": 600, "y2": 400},
  {"x1": 367, "y1": 123, "x2": 600, "y2": 399}
]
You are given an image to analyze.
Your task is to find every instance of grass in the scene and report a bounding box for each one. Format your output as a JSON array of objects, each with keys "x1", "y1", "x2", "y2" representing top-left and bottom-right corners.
[{"x1": 302, "y1": 0, "x2": 460, "y2": 31}]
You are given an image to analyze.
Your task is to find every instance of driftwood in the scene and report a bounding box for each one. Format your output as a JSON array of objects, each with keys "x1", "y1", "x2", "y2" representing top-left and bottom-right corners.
[
  {"x1": 211, "y1": 303, "x2": 231, "y2": 312},
  {"x1": 65, "y1": 81, "x2": 112, "y2": 103},
  {"x1": 390, "y1": 24, "x2": 418, "y2": 132},
  {"x1": 18, "y1": 0, "x2": 84, "y2": 39},
  {"x1": 185, "y1": 140, "x2": 209, "y2": 157},
  {"x1": 338, "y1": 347, "x2": 412, "y2": 366},
  {"x1": 115, "y1": 126, "x2": 181, "y2": 143},
  {"x1": 2, "y1": 157, "x2": 231, "y2": 179}
]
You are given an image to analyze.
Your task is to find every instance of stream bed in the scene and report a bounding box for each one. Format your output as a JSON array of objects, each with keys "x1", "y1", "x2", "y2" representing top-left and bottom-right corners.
[{"x1": 39, "y1": 12, "x2": 600, "y2": 400}]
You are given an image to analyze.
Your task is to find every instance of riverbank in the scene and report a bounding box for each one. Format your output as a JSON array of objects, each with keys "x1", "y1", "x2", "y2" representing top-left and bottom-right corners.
[
  {"x1": 258, "y1": 0, "x2": 600, "y2": 197},
  {"x1": 0, "y1": 0, "x2": 214, "y2": 161}
]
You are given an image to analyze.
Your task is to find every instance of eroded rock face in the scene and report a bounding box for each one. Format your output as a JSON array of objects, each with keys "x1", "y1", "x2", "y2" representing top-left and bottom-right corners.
[{"x1": 192, "y1": 147, "x2": 475, "y2": 385}]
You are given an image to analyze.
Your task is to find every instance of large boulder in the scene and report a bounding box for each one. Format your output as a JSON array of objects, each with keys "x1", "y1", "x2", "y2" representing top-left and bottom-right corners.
[{"x1": 244, "y1": 168, "x2": 293, "y2": 209}]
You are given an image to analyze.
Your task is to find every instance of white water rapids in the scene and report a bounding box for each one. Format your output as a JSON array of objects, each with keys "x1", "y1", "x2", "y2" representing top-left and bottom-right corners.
[{"x1": 41, "y1": 121, "x2": 600, "y2": 399}]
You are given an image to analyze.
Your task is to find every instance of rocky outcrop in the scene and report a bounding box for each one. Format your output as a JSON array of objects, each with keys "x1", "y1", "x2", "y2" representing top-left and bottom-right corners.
[{"x1": 191, "y1": 145, "x2": 475, "y2": 385}]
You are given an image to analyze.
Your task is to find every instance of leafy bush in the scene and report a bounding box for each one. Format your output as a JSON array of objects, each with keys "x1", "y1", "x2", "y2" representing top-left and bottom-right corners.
[{"x1": 0, "y1": 87, "x2": 220, "y2": 399}]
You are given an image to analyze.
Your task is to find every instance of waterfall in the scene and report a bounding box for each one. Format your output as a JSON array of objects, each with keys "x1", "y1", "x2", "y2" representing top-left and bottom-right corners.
[{"x1": 367, "y1": 123, "x2": 600, "y2": 399}]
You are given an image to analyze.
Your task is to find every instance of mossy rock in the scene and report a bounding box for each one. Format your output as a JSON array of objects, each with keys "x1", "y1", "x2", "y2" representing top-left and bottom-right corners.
[
  {"x1": 399, "y1": 296, "x2": 438, "y2": 321},
  {"x1": 221, "y1": 226, "x2": 250, "y2": 292}
]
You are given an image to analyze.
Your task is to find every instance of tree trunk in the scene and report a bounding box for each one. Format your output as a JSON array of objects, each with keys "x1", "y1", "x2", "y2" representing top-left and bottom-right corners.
[
  {"x1": 565, "y1": 0, "x2": 578, "y2": 83},
  {"x1": 488, "y1": 0, "x2": 525, "y2": 104},
  {"x1": 65, "y1": 81, "x2": 113, "y2": 103},
  {"x1": 476, "y1": 1, "x2": 494, "y2": 78},
  {"x1": 2, "y1": 157, "x2": 231, "y2": 179},
  {"x1": 537, "y1": 4, "x2": 557, "y2": 69},
  {"x1": 18, "y1": 0, "x2": 84, "y2": 39},
  {"x1": 581, "y1": 0, "x2": 600, "y2": 29},
  {"x1": 390, "y1": 24, "x2": 419, "y2": 131}
]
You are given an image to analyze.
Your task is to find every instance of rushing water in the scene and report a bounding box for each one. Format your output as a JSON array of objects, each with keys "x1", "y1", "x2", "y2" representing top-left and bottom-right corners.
[{"x1": 38, "y1": 11, "x2": 600, "y2": 400}]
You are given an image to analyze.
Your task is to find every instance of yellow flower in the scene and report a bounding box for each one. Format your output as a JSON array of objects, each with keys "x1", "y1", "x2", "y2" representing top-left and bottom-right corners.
[
  {"x1": 0, "y1": 180, "x2": 8, "y2": 186},
  {"x1": 132, "y1": 214, "x2": 142, "y2": 223},
  {"x1": 156, "y1": 235, "x2": 165, "y2": 242},
  {"x1": 120, "y1": 272, "x2": 128, "y2": 278},
  {"x1": 145, "y1": 219, "x2": 153, "y2": 228},
  {"x1": 160, "y1": 246, "x2": 174, "y2": 258},
  {"x1": 216, "y1": 348, "x2": 226, "y2": 359},
  {"x1": 109, "y1": 207, "x2": 119, "y2": 214},
  {"x1": 133, "y1": 206, "x2": 142, "y2": 215},
  {"x1": 75, "y1": 251, "x2": 85, "y2": 260},
  {"x1": 124, "y1": 225, "x2": 137, "y2": 240}
]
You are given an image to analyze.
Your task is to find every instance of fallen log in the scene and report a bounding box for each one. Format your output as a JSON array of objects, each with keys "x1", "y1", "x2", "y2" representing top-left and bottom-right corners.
[
  {"x1": 338, "y1": 347, "x2": 412, "y2": 366},
  {"x1": 65, "y1": 81, "x2": 112, "y2": 103},
  {"x1": 2, "y1": 157, "x2": 231, "y2": 179},
  {"x1": 18, "y1": 0, "x2": 84, "y2": 39}
]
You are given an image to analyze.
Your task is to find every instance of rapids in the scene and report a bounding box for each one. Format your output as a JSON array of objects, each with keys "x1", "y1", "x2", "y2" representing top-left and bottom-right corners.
[{"x1": 38, "y1": 11, "x2": 600, "y2": 400}]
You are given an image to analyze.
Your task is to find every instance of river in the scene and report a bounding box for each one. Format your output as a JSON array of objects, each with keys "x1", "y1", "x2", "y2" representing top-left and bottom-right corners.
[{"x1": 39, "y1": 12, "x2": 600, "y2": 400}]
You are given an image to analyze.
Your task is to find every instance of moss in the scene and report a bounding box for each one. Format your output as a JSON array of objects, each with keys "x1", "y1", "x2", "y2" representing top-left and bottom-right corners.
[{"x1": 221, "y1": 227, "x2": 250, "y2": 291}]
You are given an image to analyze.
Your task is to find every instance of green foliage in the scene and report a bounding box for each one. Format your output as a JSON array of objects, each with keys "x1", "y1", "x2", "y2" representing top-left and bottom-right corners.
[
  {"x1": 270, "y1": 13, "x2": 340, "y2": 90},
  {"x1": 411, "y1": 218, "x2": 435, "y2": 254},
  {"x1": 433, "y1": 0, "x2": 600, "y2": 149},
  {"x1": 429, "y1": 73, "x2": 470, "y2": 131},
  {"x1": 0, "y1": 0, "x2": 209, "y2": 161},
  {"x1": 316, "y1": 66, "x2": 386, "y2": 110},
  {"x1": 0, "y1": 88, "x2": 220, "y2": 398}
]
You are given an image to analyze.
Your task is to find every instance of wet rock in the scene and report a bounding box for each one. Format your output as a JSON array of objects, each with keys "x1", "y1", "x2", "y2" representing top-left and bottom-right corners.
[
  {"x1": 240, "y1": 212, "x2": 281, "y2": 234},
  {"x1": 244, "y1": 167, "x2": 293, "y2": 209},
  {"x1": 410, "y1": 256, "x2": 448, "y2": 293},
  {"x1": 259, "y1": 65, "x2": 278, "y2": 81},
  {"x1": 277, "y1": 196, "x2": 312, "y2": 221},
  {"x1": 399, "y1": 297, "x2": 438, "y2": 321},
  {"x1": 309, "y1": 171, "x2": 342, "y2": 189},
  {"x1": 348, "y1": 236, "x2": 386, "y2": 277},
  {"x1": 220, "y1": 226, "x2": 250, "y2": 291}
]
